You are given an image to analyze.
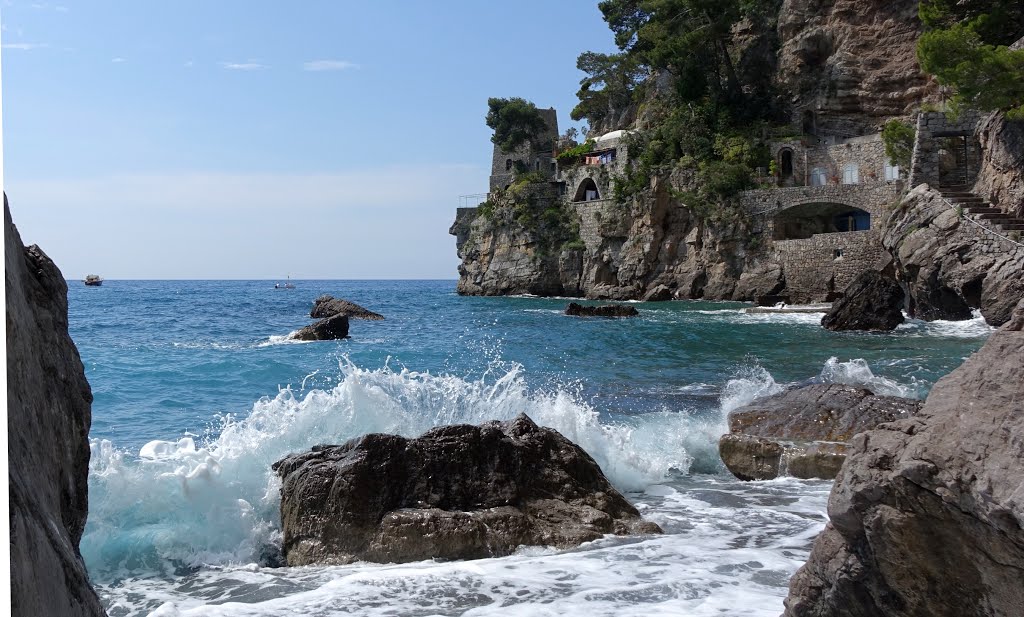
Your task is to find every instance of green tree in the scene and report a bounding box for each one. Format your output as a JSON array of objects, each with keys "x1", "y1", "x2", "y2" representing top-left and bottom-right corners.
[
  {"x1": 918, "y1": 24, "x2": 1024, "y2": 118},
  {"x1": 485, "y1": 98, "x2": 547, "y2": 153},
  {"x1": 920, "y1": 0, "x2": 1024, "y2": 45},
  {"x1": 881, "y1": 120, "x2": 915, "y2": 169},
  {"x1": 571, "y1": 51, "x2": 646, "y2": 127}
]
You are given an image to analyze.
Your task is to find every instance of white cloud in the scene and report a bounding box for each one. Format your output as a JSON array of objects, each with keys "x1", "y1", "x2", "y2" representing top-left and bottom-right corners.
[
  {"x1": 111, "y1": 57, "x2": 126, "y2": 63},
  {"x1": 220, "y1": 61, "x2": 268, "y2": 71},
  {"x1": 2, "y1": 42, "x2": 48, "y2": 50},
  {"x1": 183, "y1": 60, "x2": 194, "y2": 68},
  {"x1": 302, "y1": 59, "x2": 359, "y2": 72}
]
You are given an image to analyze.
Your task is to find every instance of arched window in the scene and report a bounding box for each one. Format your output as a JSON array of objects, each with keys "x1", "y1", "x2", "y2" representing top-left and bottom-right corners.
[
  {"x1": 842, "y1": 163, "x2": 860, "y2": 185},
  {"x1": 810, "y1": 168, "x2": 827, "y2": 187},
  {"x1": 505, "y1": 159, "x2": 513, "y2": 171}
]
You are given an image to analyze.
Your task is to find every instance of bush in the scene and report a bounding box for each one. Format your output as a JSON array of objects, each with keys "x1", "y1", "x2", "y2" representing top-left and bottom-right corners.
[{"x1": 486, "y1": 97, "x2": 548, "y2": 153}]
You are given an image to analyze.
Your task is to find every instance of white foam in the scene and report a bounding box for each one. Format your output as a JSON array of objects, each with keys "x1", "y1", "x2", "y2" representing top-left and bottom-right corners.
[
  {"x1": 85, "y1": 359, "x2": 701, "y2": 579},
  {"x1": 896, "y1": 310, "x2": 994, "y2": 339},
  {"x1": 816, "y1": 357, "x2": 918, "y2": 398}
]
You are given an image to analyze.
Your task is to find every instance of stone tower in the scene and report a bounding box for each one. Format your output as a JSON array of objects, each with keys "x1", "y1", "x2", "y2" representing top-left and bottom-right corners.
[{"x1": 489, "y1": 107, "x2": 559, "y2": 192}]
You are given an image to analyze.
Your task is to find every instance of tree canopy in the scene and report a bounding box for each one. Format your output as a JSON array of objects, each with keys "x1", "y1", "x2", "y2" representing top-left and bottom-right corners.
[
  {"x1": 485, "y1": 98, "x2": 548, "y2": 153},
  {"x1": 918, "y1": 1, "x2": 1024, "y2": 118}
]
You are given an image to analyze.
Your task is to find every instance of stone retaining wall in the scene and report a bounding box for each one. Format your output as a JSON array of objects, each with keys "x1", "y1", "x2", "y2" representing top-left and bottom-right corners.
[{"x1": 774, "y1": 231, "x2": 883, "y2": 303}]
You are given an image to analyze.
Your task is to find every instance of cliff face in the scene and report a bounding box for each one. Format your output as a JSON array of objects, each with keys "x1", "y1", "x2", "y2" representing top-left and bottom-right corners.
[
  {"x1": 453, "y1": 177, "x2": 784, "y2": 301},
  {"x1": 882, "y1": 184, "x2": 1024, "y2": 326},
  {"x1": 6, "y1": 197, "x2": 107, "y2": 617},
  {"x1": 777, "y1": 0, "x2": 936, "y2": 134},
  {"x1": 974, "y1": 112, "x2": 1024, "y2": 219},
  {"x1": 782, "y1": 299, "x2": 1024, "y2": 617}
]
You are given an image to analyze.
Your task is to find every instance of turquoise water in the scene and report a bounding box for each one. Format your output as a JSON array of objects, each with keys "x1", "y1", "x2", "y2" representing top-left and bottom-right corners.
[{"x1": 70, "y1": 280, "x2": 991, "y2": 616}]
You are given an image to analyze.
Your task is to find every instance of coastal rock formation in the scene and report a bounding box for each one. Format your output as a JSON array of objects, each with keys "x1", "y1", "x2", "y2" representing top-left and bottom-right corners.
[
  {"x1": 310, "y1": 295, "x2": 384, "y2": 320},
  {"x1": 777, "y1": 0, "x2": 936, "y2": 133},
  {"x1": 5, "y1": 198, "x2": 107, "y2": 617},
  {"x1": 974, "y1": 112, "x2": 1024, "y2": 220},
  {"x1": 273, "y1": 414, "x2": 661, "y2": 565},
  {"x1": 565, "y1": 302, "x2": 639, "y2": 317},
  {"x1": 719, "y1": 384, "x2": 920, "y2": 481},
  {"x1": 783, "y1": 299, "x2": 1024, "y2": 617},
  {"x1": 292, "y1": 313, "x2": 350, "y2": 341},
  {"x1": 881, "y1": 185, "x2": 1024, "y2": 325},
  {"x1": 821, "y1": 271, "x2": 905, "y2": 331}
]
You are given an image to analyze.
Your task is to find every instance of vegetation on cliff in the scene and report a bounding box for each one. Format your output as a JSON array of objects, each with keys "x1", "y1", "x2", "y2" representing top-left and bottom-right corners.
[
  {"x1": 573, "y1": 0, "x2": 783, "y2": 211},
  {"x1": 486, "y1": 97, "x2": 548, "y2": 152},
  {"x1": 918, "y1": 0, "x2": 1024, "y2": 118}
]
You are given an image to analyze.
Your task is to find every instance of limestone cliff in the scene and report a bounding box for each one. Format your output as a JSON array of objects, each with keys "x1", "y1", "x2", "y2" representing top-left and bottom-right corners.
[
  {"x1": 782, "y1": 298, "x2": 1024, "y2": 617},
  {"x1": 6, "y1": 197, "x2": 107, "y2": 617},
  {"x1": 974, "y1": 112, "x2": 1024, "y2": 219},
  {"x1": 777, "y1": 0, "x2": 937, "y2": 135}
]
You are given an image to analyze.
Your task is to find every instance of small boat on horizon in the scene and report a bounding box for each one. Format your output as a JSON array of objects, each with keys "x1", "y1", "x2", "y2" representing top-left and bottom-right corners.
[
  {"x1": 275, "y1": 275, "x2": 296, "y2": 290},
  {"x1": 84, "y1": 274, "x2": 103, "y2": 287}
]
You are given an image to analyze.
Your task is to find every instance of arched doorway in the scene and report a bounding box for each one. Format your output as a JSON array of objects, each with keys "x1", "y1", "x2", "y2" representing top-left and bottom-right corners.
[
  {"x1": 573, "y1": 178, "x2": 600, "y2": 202},
  {"x1": 773, "y1": 202, "x2": 871, "y2": 240},
  {"x1": 780, "y1": 148, "x2": 794, "y2": 177}
]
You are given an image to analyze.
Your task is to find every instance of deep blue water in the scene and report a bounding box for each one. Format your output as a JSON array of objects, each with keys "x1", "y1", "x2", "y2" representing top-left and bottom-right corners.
[{"x1": 68, "y1": 280, "x2": 992, "y2": 616}]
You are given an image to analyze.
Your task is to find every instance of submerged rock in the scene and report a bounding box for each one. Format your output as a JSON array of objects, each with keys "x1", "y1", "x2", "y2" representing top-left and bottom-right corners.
[
  {"x1": 821, "y1": 271, "x2": 905, "y2": 332},
  {"x1": 6, "y1": 196, "x2": 107, "y2": 616},
  {"x1": 292, "y1": 313, "x2": 349, "y2": 341},
  {"x1": 719, "y1": 384, "x2": 920, "y2": 481},
  {"x1": 273, "y1": 414, "x2": 661, "y2": 566},
  {"x1": 784, "y1": 299, "x2": 1024, "y2": 616},
  {"x1": 565, "y1": 302, "x2": 639, "y2": 317},
  {"x1": 310, "y1": 295, "x2": 384, "y2": 320}
]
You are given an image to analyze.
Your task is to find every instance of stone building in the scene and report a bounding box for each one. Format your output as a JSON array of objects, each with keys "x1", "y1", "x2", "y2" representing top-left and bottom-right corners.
[{"x1": 489, "y1": 107, "x2": 560, "y2": 192}]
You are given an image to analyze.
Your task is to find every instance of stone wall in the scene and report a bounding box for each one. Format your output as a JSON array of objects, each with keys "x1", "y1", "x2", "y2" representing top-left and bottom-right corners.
[
  {"x1": 909, "y1": 110, "x2": 984, "y2": 188},
  {"x1": 772, "y1": 134, "x2": 901, "y2": 186},
  {"x1": 774, "y1": 231, "x2": 883, "y2": 302}
]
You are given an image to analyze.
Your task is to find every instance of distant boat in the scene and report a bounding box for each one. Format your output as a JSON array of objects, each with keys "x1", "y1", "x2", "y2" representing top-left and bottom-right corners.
[
  {"x1": 84, "y1": 274, "x2": 103, "y2": 287},
  {"x1": 275, "y1": 275, "x2": 296, "y2": 290}
]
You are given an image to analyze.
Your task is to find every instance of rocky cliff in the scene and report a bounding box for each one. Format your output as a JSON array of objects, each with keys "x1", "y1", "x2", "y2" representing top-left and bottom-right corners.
[
  {"x1": 974, "y1": 112, "x2": 1024, "y2": 220},
  {"x1": 782, "y1": 298, "x2": 1024, "y2": 617},
  {"x1": 777, "y1": 0, "x2": 936, "y2": 134},
  {"x1": 881, "y1": 184, "x2": 1024, "y2": 326},
  {"x1": 6, "y1": 197, "x2": 107, "y2": 617}
]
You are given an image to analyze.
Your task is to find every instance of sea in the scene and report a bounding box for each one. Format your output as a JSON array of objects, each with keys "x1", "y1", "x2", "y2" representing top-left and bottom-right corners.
[{"x1": 69, "y1": 279, "x2": 993, "y2": 617}]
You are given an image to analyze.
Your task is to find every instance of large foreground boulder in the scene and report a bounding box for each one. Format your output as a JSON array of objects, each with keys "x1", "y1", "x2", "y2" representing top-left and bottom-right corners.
[
  {"x1": 719, "y1": 384, "x2": 920, "y2": 481},
  {"x1": 273, "y1": 414, "x2": 661, "y2": 565},
  {"x1": 310, "y1": 295, "x2": 384, "y2": 320},
  {"x1": 6, "y1": 198, "x2": 107, "y2": 616},
  {"x1": 565, "y1": 302, "x2": 639, "y2": 317},
  {"x1": 821, "y1": 271, "x2": 905, "y2": 332},
  {"x1": 784, "y1": 299, "x2": 1024, "y2": 616},
  {"x1": 291, "y1": 313, "x2": 349, "y2": 341}
]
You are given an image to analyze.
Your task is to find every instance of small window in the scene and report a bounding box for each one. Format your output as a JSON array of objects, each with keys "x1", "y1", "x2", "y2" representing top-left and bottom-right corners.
[
  {"x1": 551, "y1": 160, "x2": 557, "y2": 172},
  {"x1": 842, "y1": 163, "x2": 860, "y2": 185},
  {"x1": 884, "y1": 162, "x2": 901, "y2": 181},
  {"x1": 505, "y1": 159, "x2": 513, "y2": 171},
  {"x1": 833, "y1": 249, "x2": 844, "y2": 259},
  {"x1": 535, "y1": 160, "x2": 541, "y2": 171},
  {"x1": 811, "y1": 168, "x2": 827, "y2": 186}
]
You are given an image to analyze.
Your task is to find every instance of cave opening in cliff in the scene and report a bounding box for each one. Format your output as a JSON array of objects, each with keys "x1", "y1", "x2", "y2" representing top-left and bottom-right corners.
[
  {"x1": 773, "y1": 202, "x2": 871, "y2": 240},
  {"x1": 573, "y1": 178, "x2": 600, "y2": 202}
]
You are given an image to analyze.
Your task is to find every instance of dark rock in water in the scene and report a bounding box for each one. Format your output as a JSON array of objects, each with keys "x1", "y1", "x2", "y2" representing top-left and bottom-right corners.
[
  {"x1": 5, "y1": 196, "x2": 108, "y2": 616},
  {"x1": 565, "y1": 302, "x2": 639, "y2": 317},
  {"x1": 784, "y1": 299, "x2": 1024, "y2": 617},
  {"x1": 292, "y1": 314, "x2": 349, "y2": 341},
  {"x1": 719, "y1": 384, "x2": 920, "y2": 481},
  {"x1": 642, "y1": 284, "x2": 673, "y2": 302},
  {"x1": 257, "y1": 543, "x2": 286, "y2": 568},
  {"x1": 272, "y1": 414, "x2": 661, "y2": 566},
  {"x1": 310, "y1": 295, "x2": 384, "y2": 320},
  {"x1": 821, "y1": 271, "x2": 904, "y2": 331},
  {"x1": 756, "y1": 294, "x2": 790, "y2": 307}
]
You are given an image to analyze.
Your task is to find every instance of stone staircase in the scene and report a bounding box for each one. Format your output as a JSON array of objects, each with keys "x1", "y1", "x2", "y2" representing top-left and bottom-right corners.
[{"x1": 940, "y1": 187, "x2": 1024, "y2": 232}]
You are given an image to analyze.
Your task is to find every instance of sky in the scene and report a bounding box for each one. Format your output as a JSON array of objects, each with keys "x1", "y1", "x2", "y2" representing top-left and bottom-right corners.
[{"x1": 1, "y1": 1, "x2": 618, "y2": 279}]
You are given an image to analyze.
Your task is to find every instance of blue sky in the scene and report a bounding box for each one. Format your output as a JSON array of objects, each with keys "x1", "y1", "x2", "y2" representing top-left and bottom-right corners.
[{"x1": 2, "y1": 1, "x2": 617, "y2": 279}]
